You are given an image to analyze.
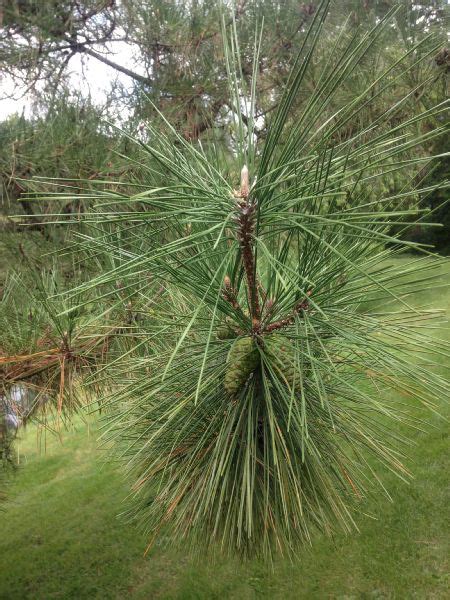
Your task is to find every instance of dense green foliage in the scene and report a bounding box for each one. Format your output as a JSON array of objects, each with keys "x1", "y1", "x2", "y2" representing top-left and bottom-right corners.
[{"x1": 0, "y1": 96, "x2": 129, "y2": 232}]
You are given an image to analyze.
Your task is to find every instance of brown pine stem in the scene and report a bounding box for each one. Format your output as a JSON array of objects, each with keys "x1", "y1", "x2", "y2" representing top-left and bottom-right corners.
[
  {"x1": 235, "y1": 166, "x2": 261, "y2": 331},
  {"x1": 231, "y1": 166, "x2": 311, "y2": 335}
]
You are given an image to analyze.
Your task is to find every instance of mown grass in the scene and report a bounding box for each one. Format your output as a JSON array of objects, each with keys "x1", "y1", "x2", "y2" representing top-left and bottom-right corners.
[{"x1": 0, "y1": 257, "x2": 449, "y2": 599}]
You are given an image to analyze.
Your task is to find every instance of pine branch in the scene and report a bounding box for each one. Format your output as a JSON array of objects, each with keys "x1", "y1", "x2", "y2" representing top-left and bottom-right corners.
[
  {"x1": 264, "y1": 291, "x2": 312, "y2": 333},
  {"x1": 75, "y1": 44, "x2": 152, "y2": 86},
  {"x1": 234, "y1": 166, "x2": 261, "y2": 330}
]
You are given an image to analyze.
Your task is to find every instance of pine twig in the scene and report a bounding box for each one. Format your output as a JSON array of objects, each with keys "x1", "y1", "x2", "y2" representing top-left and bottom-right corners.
[
  {"x1": 234, "y1": 165, "x2": 261, "y2": 330},
  {"x1": 264, "y1": 291, "x2": 312, "y2": 333}
]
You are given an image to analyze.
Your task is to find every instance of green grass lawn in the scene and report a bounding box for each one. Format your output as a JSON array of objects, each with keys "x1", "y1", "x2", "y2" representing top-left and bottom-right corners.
[{"x1": 1, "y1": 258, "x2": 449, "y2": 599}]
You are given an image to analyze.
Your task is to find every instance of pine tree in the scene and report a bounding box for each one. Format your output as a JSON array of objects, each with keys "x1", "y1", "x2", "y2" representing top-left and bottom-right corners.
[
  {"x1": 2, "y1": 1, "x2": 449, "y2": 558},
  {"x1": 32, "y1": 1, "x2": 448, "y2": 558}
]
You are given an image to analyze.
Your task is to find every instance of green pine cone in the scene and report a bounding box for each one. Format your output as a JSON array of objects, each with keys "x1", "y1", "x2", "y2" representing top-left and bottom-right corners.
[
  {"x1": 264, "y1": 333, "x2": 299, "y2": 389},
  {"x1": 224, "y1": 336, "x2": 259, "y2": 395}
]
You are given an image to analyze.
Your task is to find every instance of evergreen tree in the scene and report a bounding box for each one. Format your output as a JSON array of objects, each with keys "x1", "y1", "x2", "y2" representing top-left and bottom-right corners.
[
  {"x1": 0, "y1": 1, "x2": 448, "y2": 556},
  {"x1": 22, "y1": 2, "x2": 447, "y2": 558}
]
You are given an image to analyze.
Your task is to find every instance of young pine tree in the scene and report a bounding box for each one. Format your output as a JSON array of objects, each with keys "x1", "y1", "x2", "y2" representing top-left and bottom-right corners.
[{"x1": 35, "y1": 2, "x2": 449, "y2": 558}]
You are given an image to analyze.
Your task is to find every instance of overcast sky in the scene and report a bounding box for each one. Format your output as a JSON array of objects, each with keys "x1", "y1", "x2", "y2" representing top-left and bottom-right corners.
[{"x1": 0, "y1": 40, "x2": 139, "y2": 120}]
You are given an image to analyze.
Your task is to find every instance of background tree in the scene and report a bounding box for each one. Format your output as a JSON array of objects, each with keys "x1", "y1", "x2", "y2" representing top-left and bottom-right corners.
[
  {"x1": 1, "y1": 1, "x2": 447, "y2": 134},
  {"x1": 1, "y1": 2, "x2": 447, "y2": 249}
]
